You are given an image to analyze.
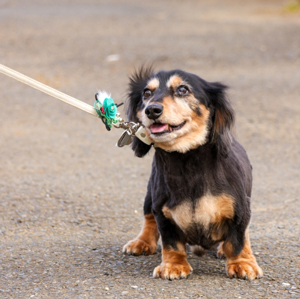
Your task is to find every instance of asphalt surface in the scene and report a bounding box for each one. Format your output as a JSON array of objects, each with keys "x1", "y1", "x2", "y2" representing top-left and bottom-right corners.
[{"x1": 0, "y1": 0, "x2": 299, "y2": 298}]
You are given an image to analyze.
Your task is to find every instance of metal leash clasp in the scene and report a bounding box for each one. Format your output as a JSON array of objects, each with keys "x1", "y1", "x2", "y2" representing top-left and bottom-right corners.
[{"x1": 113, "y1": 118, "x2": 152, "y2": 147}]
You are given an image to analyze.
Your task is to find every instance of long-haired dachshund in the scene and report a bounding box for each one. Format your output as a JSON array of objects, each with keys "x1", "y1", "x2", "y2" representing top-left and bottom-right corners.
[{"x1": 123, "y1": 67, "x2": 263, "y2": 280}]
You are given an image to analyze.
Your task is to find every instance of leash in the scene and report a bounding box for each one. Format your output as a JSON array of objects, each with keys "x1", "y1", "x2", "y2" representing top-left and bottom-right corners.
[{"x1": 0, "y1": 63, "x2": 152, "y2": 147}]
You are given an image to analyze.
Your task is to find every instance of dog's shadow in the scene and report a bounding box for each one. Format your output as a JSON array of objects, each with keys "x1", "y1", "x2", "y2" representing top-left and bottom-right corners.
[
  {"x1": 89, "y1": 244, "x2": 226, "y2": 279},
  {"x1": 188, "y1": 250, "x2": 227, "y2": 279}
]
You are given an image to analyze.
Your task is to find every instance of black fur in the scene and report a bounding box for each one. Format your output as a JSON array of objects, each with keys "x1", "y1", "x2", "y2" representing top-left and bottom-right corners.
[
  {"x1": 204, "y1": 82, "x2": 235, "y2": 157},
  {"x1": 126, "y1": 66, "x2": 154, "y2": 157},
  {"x1": 127, "y1": 68, "x2": 252, "y2": 257}
]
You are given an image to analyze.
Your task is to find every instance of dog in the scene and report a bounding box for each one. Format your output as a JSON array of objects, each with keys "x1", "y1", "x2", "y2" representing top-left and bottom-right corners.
[{"x1": 122, "y1": 67, "x2": 263, "y2": 280}]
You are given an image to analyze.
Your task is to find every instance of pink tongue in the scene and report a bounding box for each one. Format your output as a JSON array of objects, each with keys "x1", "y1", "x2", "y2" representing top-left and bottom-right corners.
[{"x1": 150, "y1": 123, "x2": 168, "y2": 133}]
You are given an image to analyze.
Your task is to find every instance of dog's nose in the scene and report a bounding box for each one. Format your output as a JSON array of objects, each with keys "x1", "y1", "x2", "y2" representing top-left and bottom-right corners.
[{"x1": 145, "y1": 104, "x2": 163, "y2": 120}]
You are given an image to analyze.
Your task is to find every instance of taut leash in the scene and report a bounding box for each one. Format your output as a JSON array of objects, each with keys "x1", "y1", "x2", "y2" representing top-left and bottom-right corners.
[{"x1": 0, "y1": 63, "x2": 152, "y2": 146}]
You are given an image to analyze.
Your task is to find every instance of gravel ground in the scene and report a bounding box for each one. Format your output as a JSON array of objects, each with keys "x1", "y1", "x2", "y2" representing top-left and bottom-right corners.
[{"x1": 0, "y1": 0, "x2": 299, "y2": 298}]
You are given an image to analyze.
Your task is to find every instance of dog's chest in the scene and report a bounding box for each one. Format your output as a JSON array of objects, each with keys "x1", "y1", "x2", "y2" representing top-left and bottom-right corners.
[
  {"x1": 162, "y1": 194, "x2": 234, "y2": 242},
  {"x1": 154, "y1": 148, "x2": 218, "y2": 201}
]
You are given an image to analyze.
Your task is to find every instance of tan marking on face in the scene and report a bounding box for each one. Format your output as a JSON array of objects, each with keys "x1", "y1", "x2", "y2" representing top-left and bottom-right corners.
[
  {"x1": 162, "y1": 194, "x2": 234, "y2": 233},
  {"x1": 146, "y1": 77, "x2": 160, "y2": 90},
  {"x1": 137, "y1": 110, "x2": 142, "y2": 121},
  {"x1": 166, "y1": 75, "x2": 183, "y2": 89},
  {"x1": 153, "y1": 102, "x2": 210, "y2": 153},
  {"x1": 222, "y1": 228, "x2": 263, "y2": 279},
  {"x1": 139, "y1": 75, "x2": 211, "y2": 153},
  {"x1": 136, "y1": 109, "x2": 152, "y2": 141}
]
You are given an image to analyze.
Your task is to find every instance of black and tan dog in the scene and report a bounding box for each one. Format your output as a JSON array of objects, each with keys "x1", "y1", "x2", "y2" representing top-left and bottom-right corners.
[{"x1": 123, "y1": 67, "x2": 263, "y2": 280}]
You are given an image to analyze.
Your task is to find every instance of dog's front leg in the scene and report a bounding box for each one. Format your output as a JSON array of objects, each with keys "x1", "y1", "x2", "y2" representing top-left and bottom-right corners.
[
  {"x1": 122, "y1": 213, "x2": 160, "y2": 255},
  {"x1": 222, "y1": 229, "x2": 263, "y2": 280},
  {"x1": 153, "y1": 214, "x2": 192, "y2": 280}
]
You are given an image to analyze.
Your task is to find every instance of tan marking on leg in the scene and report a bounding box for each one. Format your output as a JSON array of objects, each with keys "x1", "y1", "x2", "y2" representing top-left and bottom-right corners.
[
  {"x1": 209, "y1": 195, "x2": 234, "y2": 241},
  {"x1": 223, "y1": 229, "x2": 263, "y2": 280},
  {"x1": 214, "y1": 195, "x2": 235, "y2": 223},
  {"x1": 153, "y1": 244, "x2": 193, "y2": 280},
  {"x1": 176, "y1": 242, "x2": 187, "y2": 253},
  {"x1": 123, "y1": 214, "x2": 159, "y2": 255},
  {"x1": 146, "y1": 77, "x2": 160, "y2": 90}
]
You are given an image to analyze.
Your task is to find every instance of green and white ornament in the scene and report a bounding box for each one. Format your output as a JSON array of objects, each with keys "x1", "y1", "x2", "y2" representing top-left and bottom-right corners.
[{"x1": 94, "y1": 91, "x2": 121, "y2": 130}]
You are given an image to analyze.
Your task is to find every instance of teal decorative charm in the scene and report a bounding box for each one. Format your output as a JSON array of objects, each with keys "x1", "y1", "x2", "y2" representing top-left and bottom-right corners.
[{"x1": 94, "y1": 91, "x2": 121, "y2": 131}]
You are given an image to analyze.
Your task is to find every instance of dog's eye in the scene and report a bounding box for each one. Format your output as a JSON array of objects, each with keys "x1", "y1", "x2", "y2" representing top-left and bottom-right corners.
[
  {"x1": 143, "y1": 89, "x2": 152, "y2": 99},
  {"x1": 177, "y1": 86, "x2": 189, "y2": 96}
]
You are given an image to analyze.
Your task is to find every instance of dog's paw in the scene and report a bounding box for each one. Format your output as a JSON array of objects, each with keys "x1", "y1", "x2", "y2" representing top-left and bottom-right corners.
[
  {"x1": 153, "y1": 261, "x2": 193, "y2": 280},
  {"x1": 122, "y1": 239, "x2": 156, "y2": 256},
  {"x1": 226, "y1": 259, "x2": 263, "y2": 280}
]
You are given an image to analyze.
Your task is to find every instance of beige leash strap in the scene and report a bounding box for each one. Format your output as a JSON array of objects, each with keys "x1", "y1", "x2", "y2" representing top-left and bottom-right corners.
[
  {"x1": 0, "y1": 63, "x2": 98, "y2": 117},
  {"x1": 0, "y1": 63, "x2": 153, "y2": 146}
]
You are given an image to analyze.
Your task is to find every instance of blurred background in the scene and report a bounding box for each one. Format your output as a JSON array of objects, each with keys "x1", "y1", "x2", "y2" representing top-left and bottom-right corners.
[{"x1": 0, "y1": 0, "x2": 299, "y2": 298}]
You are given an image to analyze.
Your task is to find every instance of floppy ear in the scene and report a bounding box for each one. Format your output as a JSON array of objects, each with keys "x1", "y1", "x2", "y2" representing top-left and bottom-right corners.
[
  {"x1": 205, "y1": 82, "x2": 235, "y2": 156},
  {"x1": 126, "y1": 66, "x2": 154, "y2": 157}
]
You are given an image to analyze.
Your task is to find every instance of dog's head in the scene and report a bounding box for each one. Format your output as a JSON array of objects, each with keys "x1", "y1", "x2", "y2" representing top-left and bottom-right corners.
[{"x1": 126, "y1": 67, "x2": 234, "y2": 157}]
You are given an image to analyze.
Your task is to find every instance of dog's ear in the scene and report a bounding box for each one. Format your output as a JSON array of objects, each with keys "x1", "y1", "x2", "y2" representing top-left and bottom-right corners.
[
  {"x1": 205, "y1": 82, "x2": 235, "y2": 156},
  {"x1": 130, "y1": 136, "x2": 152, "y2": 158},
  {"x1": 126, "y1": 66, "x2": 154, "y2": 157}
]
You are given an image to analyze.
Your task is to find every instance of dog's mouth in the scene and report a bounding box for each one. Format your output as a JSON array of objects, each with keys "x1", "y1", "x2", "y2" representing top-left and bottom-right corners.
[{"x1": 150, "y1": 121, "x2": 186, "y2": 135}]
